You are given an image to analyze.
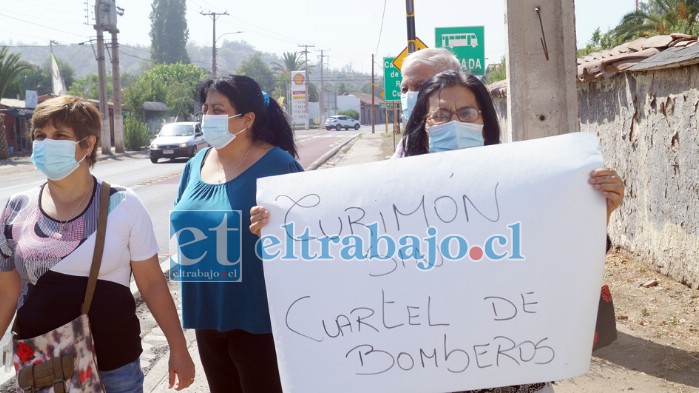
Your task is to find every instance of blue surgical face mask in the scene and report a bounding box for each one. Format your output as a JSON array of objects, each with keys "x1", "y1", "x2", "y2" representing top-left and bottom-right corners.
[
  {"x1": 31, "y1": 137, "x2": 88, "y2": 181},
  {"x1": 401, "y1": 91, "x2": 419, "y2": 123},
  {"x1": 428, "y1": 120, "x2": 485, "y2": 153},
  {"x1": 201, "y1": 114, "x2": 246, "y2": 149}
]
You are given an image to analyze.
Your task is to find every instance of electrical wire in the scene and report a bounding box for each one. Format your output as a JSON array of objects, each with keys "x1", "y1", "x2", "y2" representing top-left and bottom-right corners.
[
  {"x1": 0, "y1": 12, "x2": 91, "y2": 39},
  {"x1": 374, "y1": 0, "x2": 388, "y2": 58}
]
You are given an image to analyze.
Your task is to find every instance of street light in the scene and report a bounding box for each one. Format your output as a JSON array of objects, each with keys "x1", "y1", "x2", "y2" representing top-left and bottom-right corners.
[{"x1": 212, "y1": 31, "x2": 243, "y2": 77}]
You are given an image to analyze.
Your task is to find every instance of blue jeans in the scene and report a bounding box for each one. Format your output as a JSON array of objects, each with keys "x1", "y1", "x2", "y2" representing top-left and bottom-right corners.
[{"x1": 100, "y1": 359, "x2": 144, "y2": 393}]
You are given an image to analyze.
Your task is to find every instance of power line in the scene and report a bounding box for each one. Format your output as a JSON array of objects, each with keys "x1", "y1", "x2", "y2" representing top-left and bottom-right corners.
[
  {"x1": 0, "y1": 12, "x2": 90, "y2": 39},
  {"x1": 374, "y1": 0, "x2": 388, "y2": 57}
]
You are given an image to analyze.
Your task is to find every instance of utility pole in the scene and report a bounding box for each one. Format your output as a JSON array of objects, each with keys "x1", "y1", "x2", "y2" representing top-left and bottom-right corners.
[
  {"x1": 298, "y1": 44, "x2": 314, "y2": 129},
  {"x1": 110, "y1": 29, "x2": 124, "y2": 153},
  {"x1": 202, "y1": 11, "x2": 229, "y2": 77},
  {"x1": 318, "y1": 49, "x2": 325, "y2": 126},
  {"x1": 95, "y1": 0, "x2": 111, "y2": 155},
  {"x1": 371, "y1": 54, "x2": 376, "y2": 133},
  {"x1": 505, "y1": 1, "x2": 578, "y2": 141}
]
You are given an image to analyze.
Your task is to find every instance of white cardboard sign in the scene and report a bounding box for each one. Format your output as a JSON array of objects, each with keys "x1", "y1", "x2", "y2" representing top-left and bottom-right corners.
[{"x1": 257, "y1": 132, "x2": 607, "y2": 392}]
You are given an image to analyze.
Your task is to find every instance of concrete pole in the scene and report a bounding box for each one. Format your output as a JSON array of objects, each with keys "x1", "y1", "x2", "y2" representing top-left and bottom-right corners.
[
  {"x1": 111, "y1": 31, "x2": 124, "y2": 153},
  {"x1": 299, "y1": 44, "x2": 314, "y2": 129},
  {"x1": 371, "y1": 54, "x2": 375, "y2": 133},
  {"x1": 212, "y1": 16, "x2": 217, "y2": 77},
  {"x1": 319, "y1": 49, "x2": 325, "y2": 126},
  {"x1": 201, "y1": 11, "x2": 228, "y2": 77},
  {"x1": 95, "y1": 1, "x2": 111, "y2": 154},
  {"x1": 504, "y1": 0, "x2": 579, "y2": 142}
]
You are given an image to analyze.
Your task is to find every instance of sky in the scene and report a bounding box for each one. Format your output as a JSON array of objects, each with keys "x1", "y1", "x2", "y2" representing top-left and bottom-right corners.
[{"x1": 0, "y1": 0, "x2": 637, "y2": 74}]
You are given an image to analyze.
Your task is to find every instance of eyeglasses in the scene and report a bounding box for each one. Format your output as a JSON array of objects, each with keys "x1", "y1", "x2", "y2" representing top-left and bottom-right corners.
[{"x1": 426, "y1": 106, "x2": 481, "y2": 124}]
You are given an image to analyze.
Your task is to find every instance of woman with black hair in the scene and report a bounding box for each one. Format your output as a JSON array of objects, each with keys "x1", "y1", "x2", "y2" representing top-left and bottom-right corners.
[
  {"x1": 172, "y1": 75, "x2": 302, "y2": 393},
  {"x1": 401, "y1": 70, "x2": 623, "y2": 393},
  {"x1": 401, "y1": 70, "x2": 500, "y2": 156}
]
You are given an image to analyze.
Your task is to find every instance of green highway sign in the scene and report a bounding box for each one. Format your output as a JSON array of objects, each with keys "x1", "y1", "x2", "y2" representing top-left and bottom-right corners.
[
  {"x1": 435, "y1": 26, "x2": 485, "y2": 75},
  {"x1": 383, "y1": 57, "x2": 402, "y2": 102}
]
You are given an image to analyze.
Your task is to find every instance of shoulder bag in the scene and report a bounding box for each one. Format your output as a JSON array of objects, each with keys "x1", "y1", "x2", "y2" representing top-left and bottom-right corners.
[{"x1": 11, "y1": 181, "x2": 111, "y2": 393}]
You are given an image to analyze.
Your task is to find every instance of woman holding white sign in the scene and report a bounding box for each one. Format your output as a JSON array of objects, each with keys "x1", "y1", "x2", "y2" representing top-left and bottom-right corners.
[
  {"x1": 173, "y1": 75, "x2": 302, "y2": 393},
  {"x1": 250, "y1": 70, "x2": 623, "y2": 393},
  {"x1": 401, "y1": 71, "x2": 623, "y2": 392}
]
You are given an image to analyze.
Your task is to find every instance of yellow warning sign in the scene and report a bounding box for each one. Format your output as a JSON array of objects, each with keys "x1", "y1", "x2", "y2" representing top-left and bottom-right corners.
[{"x1": 391, "y1": 37, "x2": 428, "y2": 71}]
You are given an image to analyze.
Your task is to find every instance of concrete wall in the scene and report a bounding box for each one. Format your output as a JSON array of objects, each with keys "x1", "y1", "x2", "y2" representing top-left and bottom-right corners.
[{"x1": 491, "y1": 65, "x2": 699, "y2": 288}]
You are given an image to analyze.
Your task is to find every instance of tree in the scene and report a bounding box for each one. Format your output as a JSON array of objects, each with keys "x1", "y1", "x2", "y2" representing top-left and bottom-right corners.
[
  {"x1": 271, "y1": 52, "x2": 307, "y2": 75},
  {"x1": 486, "y1": 56, "x2": 507, "y2": 83},
  {"x1": 6, "y1": 56, "x2": 76, "y2": 99},
  {"x1": 271, "y1": 52, "x2": 308, "y2": 109},
  {"x1": 236, "y1": 53, "x2": 275, "y2": 92},
  {"x1": 68, "y1": 73, "x2": 112, "y2": 99},
  {"x1": 335, "y1": 82, "x2": 349, "y2": 95},
  {"x1": 122, "y1": 63, "x2": 207, "y2": 120},
  {"x1": 0, "y1": 47, "x2": 32, "y2": 99},
  {"x1": 150, "y1": 0, "x2": 190, "y2": 64},
  {"x1": 611, "y1": 0, "x2": 699, "y2": 42},
  {"x1": 0, "y1": 47, "x2": 32, "y2": 159}
]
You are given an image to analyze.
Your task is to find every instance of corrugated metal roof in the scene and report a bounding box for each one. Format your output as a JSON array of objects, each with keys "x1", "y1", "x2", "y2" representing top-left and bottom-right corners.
[
  {"x1": 349, "y1": 93, "x2": 385, "y2": 105},
  {"x1": 143, "y1": 101, "x2": 168, "y2": 111},
  {"x1": 629, "y1": 43, "x2": 699, "y2": 71},
  {"x1": 0, "y1": 98, "x2": 26, "y2": 108}
]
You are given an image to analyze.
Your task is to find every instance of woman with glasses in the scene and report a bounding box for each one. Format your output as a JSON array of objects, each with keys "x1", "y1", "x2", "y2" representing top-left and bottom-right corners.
[{"x1": 401, "y1": 70, "x2": 623, "y2": 393}]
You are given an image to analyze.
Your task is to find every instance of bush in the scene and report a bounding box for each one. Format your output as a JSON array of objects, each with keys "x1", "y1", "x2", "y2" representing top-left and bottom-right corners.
[
  {"x1": 338, "y1": 109, "x2": 359, "y2": 120},
  {"x1": 124, "y1": 115, "x2": 150, "y2": 151}
]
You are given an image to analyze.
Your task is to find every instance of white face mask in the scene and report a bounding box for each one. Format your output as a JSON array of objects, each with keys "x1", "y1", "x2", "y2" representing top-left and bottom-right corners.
[
  {"x1": 400, "y1": 91, "x2": 419, "y2": 124},
  {"x1": 31, "y1": 137, "x2": 88, "y2": 181},
  {"x1": 428, "y1": 120, "x2": 484, "y2": 153},
  {"x1": 201, "y1": 114, "x2": 246, "y2": 149}
]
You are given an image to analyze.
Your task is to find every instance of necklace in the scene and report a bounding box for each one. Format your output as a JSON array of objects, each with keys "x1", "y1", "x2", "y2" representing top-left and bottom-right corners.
[
  {"x1": 217, "y1": 144, "x2": 252, "y2": 183},
  {"x1": 47, "y1": 182, "x2": 93, "y2": 239}
]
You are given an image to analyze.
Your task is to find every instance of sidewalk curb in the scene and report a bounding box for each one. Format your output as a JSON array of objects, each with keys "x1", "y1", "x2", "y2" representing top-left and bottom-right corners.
[{"x1": 306, "y1": 135, "x2": 360, "y2": 171}]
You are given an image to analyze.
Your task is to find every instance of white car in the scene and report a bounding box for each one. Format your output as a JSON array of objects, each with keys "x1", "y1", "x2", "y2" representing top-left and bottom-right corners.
[
  {"x1": 325, "y1": 115, "x2": 360, "y2": 131},
  {"x1": 149, "y1": 122, "x2": 207, "y2": 163}
]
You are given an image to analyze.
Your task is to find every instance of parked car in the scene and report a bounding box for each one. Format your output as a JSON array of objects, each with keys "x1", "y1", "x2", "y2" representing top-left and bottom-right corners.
[
  {"x1": 149, "y1": 122, "x2": 207, "y2": 163},
  {"x1": 325, "y1": 115, "x2": 361, "y2": 131}
]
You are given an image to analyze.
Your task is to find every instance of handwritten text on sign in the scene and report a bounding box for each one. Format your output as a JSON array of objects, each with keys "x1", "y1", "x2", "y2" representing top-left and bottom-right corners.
[{"x1": 257, "y1": 132, "x2": 608, "y2": 392}]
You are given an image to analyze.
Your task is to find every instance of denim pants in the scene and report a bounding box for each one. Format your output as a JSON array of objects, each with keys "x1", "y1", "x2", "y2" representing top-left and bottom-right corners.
[{"x1": 99, "y1": 359, "x2": 144, "y2": 393}]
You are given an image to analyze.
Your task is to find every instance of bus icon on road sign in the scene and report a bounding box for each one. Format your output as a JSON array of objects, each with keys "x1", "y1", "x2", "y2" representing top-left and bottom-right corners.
[
  {"x1": 441, "y1": 33, "x2": 478, "y2": 49},
  {"x1": 436, "y1": 26, "x2": 485, "y2": 76}
]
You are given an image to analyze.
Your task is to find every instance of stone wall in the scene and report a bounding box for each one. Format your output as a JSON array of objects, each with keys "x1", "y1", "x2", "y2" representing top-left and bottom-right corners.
[{"x1": 491, "y1": 65, "x2": 699, "y2": 288}]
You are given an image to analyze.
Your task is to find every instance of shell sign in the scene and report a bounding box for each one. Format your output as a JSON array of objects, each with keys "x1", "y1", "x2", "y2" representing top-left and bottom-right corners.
[{"x1": 293, "y1": 73, "x2": 306, "y2": 85}]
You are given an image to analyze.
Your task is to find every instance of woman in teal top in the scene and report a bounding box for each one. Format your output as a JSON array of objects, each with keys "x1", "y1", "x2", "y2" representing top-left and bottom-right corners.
[{"x1": 172, "y1": 75, "x2": 302, "y2": 393}]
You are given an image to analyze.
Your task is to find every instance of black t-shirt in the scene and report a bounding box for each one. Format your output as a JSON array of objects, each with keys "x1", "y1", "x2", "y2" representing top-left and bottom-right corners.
[{"x1": 16, "y1": 271, "x2": 142, "y2": 371}]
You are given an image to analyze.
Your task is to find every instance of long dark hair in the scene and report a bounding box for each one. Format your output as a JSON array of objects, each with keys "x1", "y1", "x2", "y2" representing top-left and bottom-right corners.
[
  {"x1": 197, "y1": 75, "x2": 298, "y2": 158},
  {"x1": 403, "y1": 71, "x2": 500, "y2": 156}
]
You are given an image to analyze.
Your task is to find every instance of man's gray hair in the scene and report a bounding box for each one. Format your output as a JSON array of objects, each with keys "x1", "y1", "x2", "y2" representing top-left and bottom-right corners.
[{"x1": 402, "y1": 48, "x2": 461, "y2": 74}]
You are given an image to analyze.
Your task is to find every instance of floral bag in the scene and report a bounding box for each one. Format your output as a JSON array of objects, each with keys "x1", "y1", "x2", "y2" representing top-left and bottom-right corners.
[{"x1": 11, "y1": 182, "x2": 110, "y2": 393}]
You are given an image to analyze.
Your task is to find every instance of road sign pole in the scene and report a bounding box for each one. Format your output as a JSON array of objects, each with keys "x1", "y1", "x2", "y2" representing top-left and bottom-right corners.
[{"x1": 405, "y1": 0, "x2": 417, "y2": 54}]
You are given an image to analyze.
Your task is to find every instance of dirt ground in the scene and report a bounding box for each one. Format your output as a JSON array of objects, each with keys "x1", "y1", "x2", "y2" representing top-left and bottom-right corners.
[{"x1": 555, "y1": 251, "x2": 699, "y2": 392}]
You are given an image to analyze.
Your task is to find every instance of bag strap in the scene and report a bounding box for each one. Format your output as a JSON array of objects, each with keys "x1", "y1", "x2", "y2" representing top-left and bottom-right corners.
[{"x1": 81, "y1": 181, "x2": 110, "y2": 315}]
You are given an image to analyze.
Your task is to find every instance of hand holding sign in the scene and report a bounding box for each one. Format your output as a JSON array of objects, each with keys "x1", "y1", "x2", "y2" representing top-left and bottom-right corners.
[{"x1": 256, "y1": 132, "x2": 608, "y2": 392}]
